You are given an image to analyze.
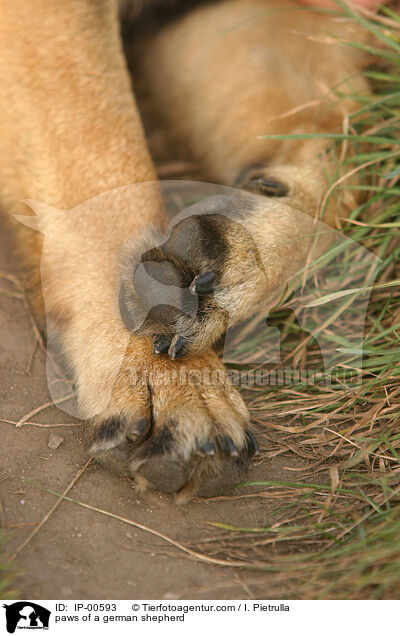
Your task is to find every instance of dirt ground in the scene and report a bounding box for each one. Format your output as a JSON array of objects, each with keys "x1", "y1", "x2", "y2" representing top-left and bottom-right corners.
[{"x1": 0, "y1": 215, "x2": 306, "y2": 600}]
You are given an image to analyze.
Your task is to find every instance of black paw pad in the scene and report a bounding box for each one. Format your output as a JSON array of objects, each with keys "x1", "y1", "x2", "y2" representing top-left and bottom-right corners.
[
  {"x1": 94, "y1": 443, "x2": 130, "y2": 477},
  {"x1": 139, "y1": 456, "x2": 190, "y2": 493},
  {"x1": 195, "y1": 461, "x2": 244, "y2": 498}
]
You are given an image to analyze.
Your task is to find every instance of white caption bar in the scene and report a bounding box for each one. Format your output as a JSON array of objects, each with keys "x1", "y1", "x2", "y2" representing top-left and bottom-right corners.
[{"x1": 2, "y1": 600, "x2": 398, "y2": 635}]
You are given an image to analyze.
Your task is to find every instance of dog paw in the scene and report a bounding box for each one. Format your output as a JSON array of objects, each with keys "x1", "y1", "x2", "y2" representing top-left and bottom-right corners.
[
  {"x1": 119, "y1": 181, "x2": 297, "y2": 358},
  {"x1": 89, "y1": 339, "x2": 258, "y2": 502}
]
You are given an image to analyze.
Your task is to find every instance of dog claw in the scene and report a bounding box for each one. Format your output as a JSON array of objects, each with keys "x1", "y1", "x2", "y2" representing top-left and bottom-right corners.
[
  {"x1": 189, "y1": 271, "x2": 216, "y2": 296},
  {"x1": 245, "y1": 429, "x2": 259, "y2": 456},
  {"x1": 154, "y1": 333, "x2": 170, "y2": 355},
  {"x1": 126, "y1": 418, "x2": 150, "y2": 442},
  {"x1": 219, "y1": 435, "x2": 239, "y2": 457},
  {"x1": 246, "y1": 176, "x2": 288, "y2": 197},
  {"x1": 197, "y1": 440, "x2": 216, "y2": 456},
  {"x1": 168, "y1": 335, "x2": 186, "y2": 360}
]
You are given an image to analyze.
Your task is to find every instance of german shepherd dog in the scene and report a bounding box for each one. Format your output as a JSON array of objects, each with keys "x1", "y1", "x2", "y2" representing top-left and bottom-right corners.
[{"x1": 0, "y1": 0, "x2": 368, "y2": 501}]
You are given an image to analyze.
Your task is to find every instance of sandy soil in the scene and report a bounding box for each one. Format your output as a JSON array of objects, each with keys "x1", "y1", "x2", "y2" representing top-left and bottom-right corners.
[{"x1": 0, "y1": 216, "x2": 306, "y2": 600}]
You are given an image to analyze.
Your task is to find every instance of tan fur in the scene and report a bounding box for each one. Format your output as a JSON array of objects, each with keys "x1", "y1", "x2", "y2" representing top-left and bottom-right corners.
[{"x1": 0, "y1": 0, "x2": 369, "y2": 498}]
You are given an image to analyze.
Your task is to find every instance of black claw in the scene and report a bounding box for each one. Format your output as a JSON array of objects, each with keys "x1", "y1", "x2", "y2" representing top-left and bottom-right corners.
[
  {"x1": 190, "y1": 271, "x2": 216, "y2": 296},
  {"x1": 169, "y1": 335, "x2": 186, "y2": 360},
  {"x1": 247, "y1": 177, "x2": 289, "y2": 197},
  {"x1": 197, "y1": 440, "x2": 216, "y2": 456},
  {"x1": 154, "y1": 333, "x2": 170, "y2": 355},
  {"x1": 258, "y1": 178, "x2": 288, "y2": 197},
  {"x1": 219, "y1": 436, "x2": 239, "y2": 457},
  {"x1": 245, "y1": 429, "x2": 260, "y2": 456},
  {"x1": 126, "y1": 418, "x2": 150, "y2": 442}
]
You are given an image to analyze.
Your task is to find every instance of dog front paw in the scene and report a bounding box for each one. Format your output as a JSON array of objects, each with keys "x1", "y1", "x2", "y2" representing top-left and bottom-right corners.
[{"x1": 89, "y1": 339, "x2": 258, "y2": 502}]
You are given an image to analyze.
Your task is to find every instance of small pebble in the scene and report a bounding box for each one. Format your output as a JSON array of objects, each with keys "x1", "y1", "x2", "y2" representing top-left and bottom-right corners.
[{"x1": 48, "y1": 434, "x2": 64, "y2": 450}]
